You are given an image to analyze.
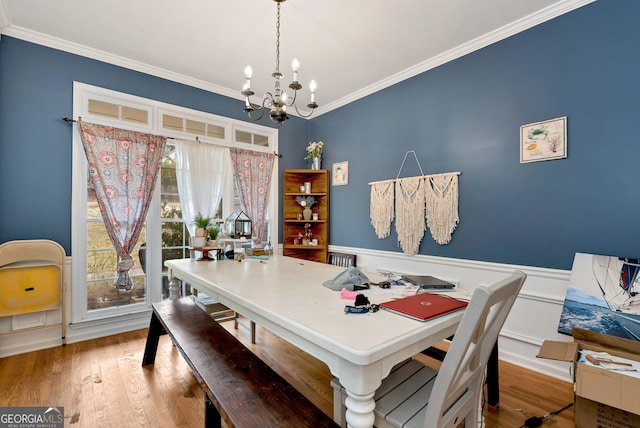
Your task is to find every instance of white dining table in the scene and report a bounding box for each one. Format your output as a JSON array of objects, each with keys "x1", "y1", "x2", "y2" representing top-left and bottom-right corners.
[{"x1": 165, "y1": 255, "x2": 465, "y2": 428}]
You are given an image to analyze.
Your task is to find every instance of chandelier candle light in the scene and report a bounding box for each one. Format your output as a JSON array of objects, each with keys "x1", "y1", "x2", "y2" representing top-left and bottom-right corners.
[{"x1": 242, "y1": 0, "x2": 318, "y2": 125}]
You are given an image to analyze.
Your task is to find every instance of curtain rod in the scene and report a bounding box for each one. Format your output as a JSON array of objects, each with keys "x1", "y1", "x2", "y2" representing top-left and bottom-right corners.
[{"x1": 63, "y1": 117, "x2": 281, "y2": 157}]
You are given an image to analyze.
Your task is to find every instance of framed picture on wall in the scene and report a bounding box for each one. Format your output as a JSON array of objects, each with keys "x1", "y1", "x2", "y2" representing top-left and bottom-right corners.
[
  {"x1": 520, "y1": 116, "x2": 567, "y2": 163},
  {"x1": 332, "y1": 161, "x2": 349, "y2": 186}
]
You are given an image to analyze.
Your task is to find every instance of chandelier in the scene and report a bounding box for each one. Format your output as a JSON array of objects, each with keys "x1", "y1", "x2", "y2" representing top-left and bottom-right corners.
[{"x1": 241, "y1": 0, "x2": 318, "y2": 125}]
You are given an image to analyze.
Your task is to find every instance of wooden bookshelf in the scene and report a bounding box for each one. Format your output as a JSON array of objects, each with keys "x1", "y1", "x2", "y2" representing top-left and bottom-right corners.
[{"x1": 282, "y1": 169, "x2": 328, "y2": 263}]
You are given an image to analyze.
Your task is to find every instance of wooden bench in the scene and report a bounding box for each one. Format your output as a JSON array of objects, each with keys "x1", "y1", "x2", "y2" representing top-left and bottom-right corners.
[{"x1": 142, "y1": 297, "x2": 338, "y2": 428}]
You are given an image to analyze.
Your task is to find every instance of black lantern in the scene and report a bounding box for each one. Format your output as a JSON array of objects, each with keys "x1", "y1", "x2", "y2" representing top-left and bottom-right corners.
[{"x1": 225, "y1": 210, "x2": 252, "y2": 239}]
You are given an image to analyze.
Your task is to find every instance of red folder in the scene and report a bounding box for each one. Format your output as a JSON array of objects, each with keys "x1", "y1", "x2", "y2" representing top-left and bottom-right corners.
[{"x1": 380, "y1": 292, "x2": 468, "y2": 321}]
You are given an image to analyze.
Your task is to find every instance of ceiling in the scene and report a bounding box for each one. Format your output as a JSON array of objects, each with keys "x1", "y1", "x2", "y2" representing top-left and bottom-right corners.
[{"x1": 0, "y1": 0, "x2": 593, "y2": 117}]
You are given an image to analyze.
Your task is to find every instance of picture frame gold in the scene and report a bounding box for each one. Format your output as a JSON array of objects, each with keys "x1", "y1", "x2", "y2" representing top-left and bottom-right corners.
[{"x1": 332, "y1": 161, "x2": 349, "y2": 186}]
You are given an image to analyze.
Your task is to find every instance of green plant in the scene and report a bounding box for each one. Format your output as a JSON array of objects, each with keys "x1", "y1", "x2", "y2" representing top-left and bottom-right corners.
[
  {"x1": 193, "y1": 212, "x2": 212, "y2": 229},
  {"x1": 208, "y1": 224, "x2": 220, "y2": 240}
]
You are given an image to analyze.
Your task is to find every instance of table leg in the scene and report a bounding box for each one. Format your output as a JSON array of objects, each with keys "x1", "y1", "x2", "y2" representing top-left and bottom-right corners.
[
  {"x1": 169, "y1": 276, "x2": 181, "y2": 300},
  {"x1": 344, "y1": 391, "x2": 375, "y2": 428}
]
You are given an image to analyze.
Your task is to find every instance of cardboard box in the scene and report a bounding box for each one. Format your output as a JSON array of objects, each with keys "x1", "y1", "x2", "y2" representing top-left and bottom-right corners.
[
  {"x1": 575, "y1": 396, "x2": 640, "y2": 428},
  {"x1": 538, "y1": 327, "x2": 640, "y2": 423}
]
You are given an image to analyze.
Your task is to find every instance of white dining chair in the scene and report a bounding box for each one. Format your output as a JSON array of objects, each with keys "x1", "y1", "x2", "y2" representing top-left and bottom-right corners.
[{"x1": 332, "y1": 270, "x2": 526, "y2": 428}]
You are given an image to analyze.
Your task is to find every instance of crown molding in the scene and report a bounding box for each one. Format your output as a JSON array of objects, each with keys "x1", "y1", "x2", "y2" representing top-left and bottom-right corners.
[
  {"x1": 2, "y1": 0, "x2": 596, "y2": 118},
  {"x1": 315, "y1": 0, "x2": 596, "y2": 116},
  {"x1": 1, "y1": 25, "x2": 243, "y2": 102}
]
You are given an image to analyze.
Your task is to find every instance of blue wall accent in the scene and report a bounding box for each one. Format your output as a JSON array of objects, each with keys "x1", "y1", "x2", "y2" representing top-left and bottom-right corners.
[
  {"x1": 0, "y1": 37, "x2": 308, "y2": 254},
  {"x1": 309, "y1": 0, "x2": 640, "y2": 269},
  {"x1": 1, "y1": 0, "x2": 638, "y2": 269}
]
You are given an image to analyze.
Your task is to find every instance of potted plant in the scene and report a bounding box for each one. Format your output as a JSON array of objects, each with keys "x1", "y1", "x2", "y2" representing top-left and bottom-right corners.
[
  {"x1": 207, "y1": 224, "x2": 220, "y2": 245},
  {"x1": 304, "y1": 141, "x2": 324, "y2": 170},
  {"x1": 193, "y1": 212, "x2": 211, "y2": 236},
  {"x1": 192, "y1": 212, "x2": 211, "y2": 247}
]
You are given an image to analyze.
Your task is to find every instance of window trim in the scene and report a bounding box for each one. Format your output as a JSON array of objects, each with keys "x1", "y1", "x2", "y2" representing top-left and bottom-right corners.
[{"x1": 71, "y1": 82, "x2": 279, "y2": 324}]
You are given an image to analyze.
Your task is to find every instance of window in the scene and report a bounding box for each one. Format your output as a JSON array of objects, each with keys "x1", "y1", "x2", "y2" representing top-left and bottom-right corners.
[{"x1": 71, "y1": 82, "x2": 278, "y2": 323}]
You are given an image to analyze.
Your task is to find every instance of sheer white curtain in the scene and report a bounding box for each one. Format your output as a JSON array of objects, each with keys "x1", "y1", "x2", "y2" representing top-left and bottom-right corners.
[{"x1": 174, "y1": 140, "x2": 230, "y2": 237}]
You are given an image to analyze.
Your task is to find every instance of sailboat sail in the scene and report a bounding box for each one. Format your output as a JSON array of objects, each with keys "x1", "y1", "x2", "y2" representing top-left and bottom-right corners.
[{"x1": 592, "y1": 255, "x2": 640, "y2": 313}]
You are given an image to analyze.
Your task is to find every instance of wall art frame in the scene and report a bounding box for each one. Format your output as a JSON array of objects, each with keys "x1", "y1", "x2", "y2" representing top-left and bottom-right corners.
[
  {"x1": 332, "y1": 161, "x2": 349, "y2": 186},
  {"x1": 520, "y1": 116, "x2": 567, "y2": 163}
]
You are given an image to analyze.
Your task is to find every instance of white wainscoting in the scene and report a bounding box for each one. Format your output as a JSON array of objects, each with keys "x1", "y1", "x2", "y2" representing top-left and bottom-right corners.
[{"x1": 1, "y1": 249, "x2": 576, "y2": 383}]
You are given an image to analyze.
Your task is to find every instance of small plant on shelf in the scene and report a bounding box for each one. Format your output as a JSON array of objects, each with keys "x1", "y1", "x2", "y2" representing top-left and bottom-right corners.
[{"x1": 298, "y1": 223, "x2": 313, "y2": 244}]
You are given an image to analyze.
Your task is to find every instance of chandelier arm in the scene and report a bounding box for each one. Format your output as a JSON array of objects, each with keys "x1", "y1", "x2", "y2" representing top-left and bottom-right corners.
[
  {"x1": 246, "y1": 108, "x2": 266, "y2": 122},
  {"x1": 246, "y1": 92, "x2": 277, "y2": 111},
  {"x1": 285, "y1": 88, "x2": 298, "y2": 107},
  {"x1": 291, "y1": 102, "x2": 317, "y2": 118}
]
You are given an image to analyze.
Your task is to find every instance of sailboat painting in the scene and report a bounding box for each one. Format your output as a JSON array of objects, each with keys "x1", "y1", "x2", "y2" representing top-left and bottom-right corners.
[{"x1": 558, "y1": 252, "x2": 640, "y2": 341}]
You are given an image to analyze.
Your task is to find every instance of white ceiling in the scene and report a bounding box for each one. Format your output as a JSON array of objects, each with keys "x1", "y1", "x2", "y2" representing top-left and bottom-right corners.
[{"x1": 0, "y1": 0, "x2": 593, "y2": 117}]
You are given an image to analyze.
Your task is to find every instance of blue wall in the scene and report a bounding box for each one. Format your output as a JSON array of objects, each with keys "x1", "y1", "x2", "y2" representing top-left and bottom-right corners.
[
  {"x1": 310, "y1": 0, "x2": 640, "y2": 269},
  {"x1": 0, "y1": 37, "x2": 308, "y2": 255},
  {"x1": 1, "y1": 0, "x2": 638, "y2": 270}
]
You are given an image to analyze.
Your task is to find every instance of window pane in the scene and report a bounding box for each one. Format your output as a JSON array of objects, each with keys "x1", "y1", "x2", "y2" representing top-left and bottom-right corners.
[
  {"x1": 186, "y1": 119, "x2": 206, "y2": 135},
  {"x1": 207, "y1": 124, "x2": 225, "y2": 139},
  {"x1": 235, "y1": 130, "x2": 252, "y2": 144},
  {"x1": 163, "y1": 114, "x2": 183, "y2": 131},
  {"x1": 87, "y1": 277, "x2": 146, "y2": 310},
  {"x1": 88, "y1": 99, "x2": 118, "y2": 118},
  {"x1": 254, "y1": 134, "x2": 269, "y2": 147},
  {"x1": 121, "y1": 106, "x2": 148, "y2": 124}
]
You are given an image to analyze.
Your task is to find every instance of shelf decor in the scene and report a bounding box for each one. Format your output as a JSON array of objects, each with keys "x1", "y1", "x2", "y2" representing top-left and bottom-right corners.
[
  {"x1": 295, "y1": 195, "x2": 316, "y2": 220},
  {"x1": 304, "y1": 141, "x2": 324, "y2": 170}
]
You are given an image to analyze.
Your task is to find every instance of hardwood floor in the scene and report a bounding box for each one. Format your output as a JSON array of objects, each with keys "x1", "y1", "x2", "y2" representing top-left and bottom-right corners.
[{"x1": 0, "y1": 320, "x2": 575, "y2": 427}]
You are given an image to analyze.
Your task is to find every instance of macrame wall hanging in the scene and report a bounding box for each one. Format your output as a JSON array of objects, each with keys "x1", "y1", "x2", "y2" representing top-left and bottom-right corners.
[
  {"x1": 369, "y1": 151, "x2": 461, "y2": 255},
  {"x1": 395, "y1": 176, "x2": 426, "y2": 256},
  {"x1": 369, "y1": 180, "x2": 394, "y2": 239},
  {"x1": 425, "y1": 173, "x2": 459, "y2": 245}
]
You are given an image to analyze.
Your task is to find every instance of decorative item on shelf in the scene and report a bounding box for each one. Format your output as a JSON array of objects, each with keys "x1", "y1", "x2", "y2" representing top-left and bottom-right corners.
[
  {"x1": 241, "y1": 0, "x2": 318, "y2": 126},
  {"x1": 298, "y1": 223, "x2": 313, "y2": 246},
  {"x1": 224, "y1": 209, "x2": 252, "y2": 238},
  {"x1": 304, "y1": 181, "x2": 312, "y2": 193},
  {"x1": 294, "y1": 238, "x2": 301, "y2": 245},
  {"x1": 312, "y1": 212, "x2": 319, "y2": 221},
  {"x1": 295, "y1": 195, "x2": 316, "y2": 220},
  {"x1": 207, "y1": 223, "x2": 220, "y2": 246},
  {"x1": 304, "y1": 141, "x2": 324, "y2": 170}
]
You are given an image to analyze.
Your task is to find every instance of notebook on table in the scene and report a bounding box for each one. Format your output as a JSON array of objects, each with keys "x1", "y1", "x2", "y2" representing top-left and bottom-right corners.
[
  {"x1": 401, "y1": 274, "x2": 455, "y2": 290},
  {"x1": 380, "y1": 292, "x2": 468, "y2": 322}
]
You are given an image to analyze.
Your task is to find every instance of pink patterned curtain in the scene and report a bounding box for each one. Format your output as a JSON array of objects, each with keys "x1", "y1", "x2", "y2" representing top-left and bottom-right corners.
[
  {"x1": 78, "y1": 121, "x2": 167, "y2": 290},
  {"x1": 230, "y1": 148, "x2": 275, "y2": 243}
]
